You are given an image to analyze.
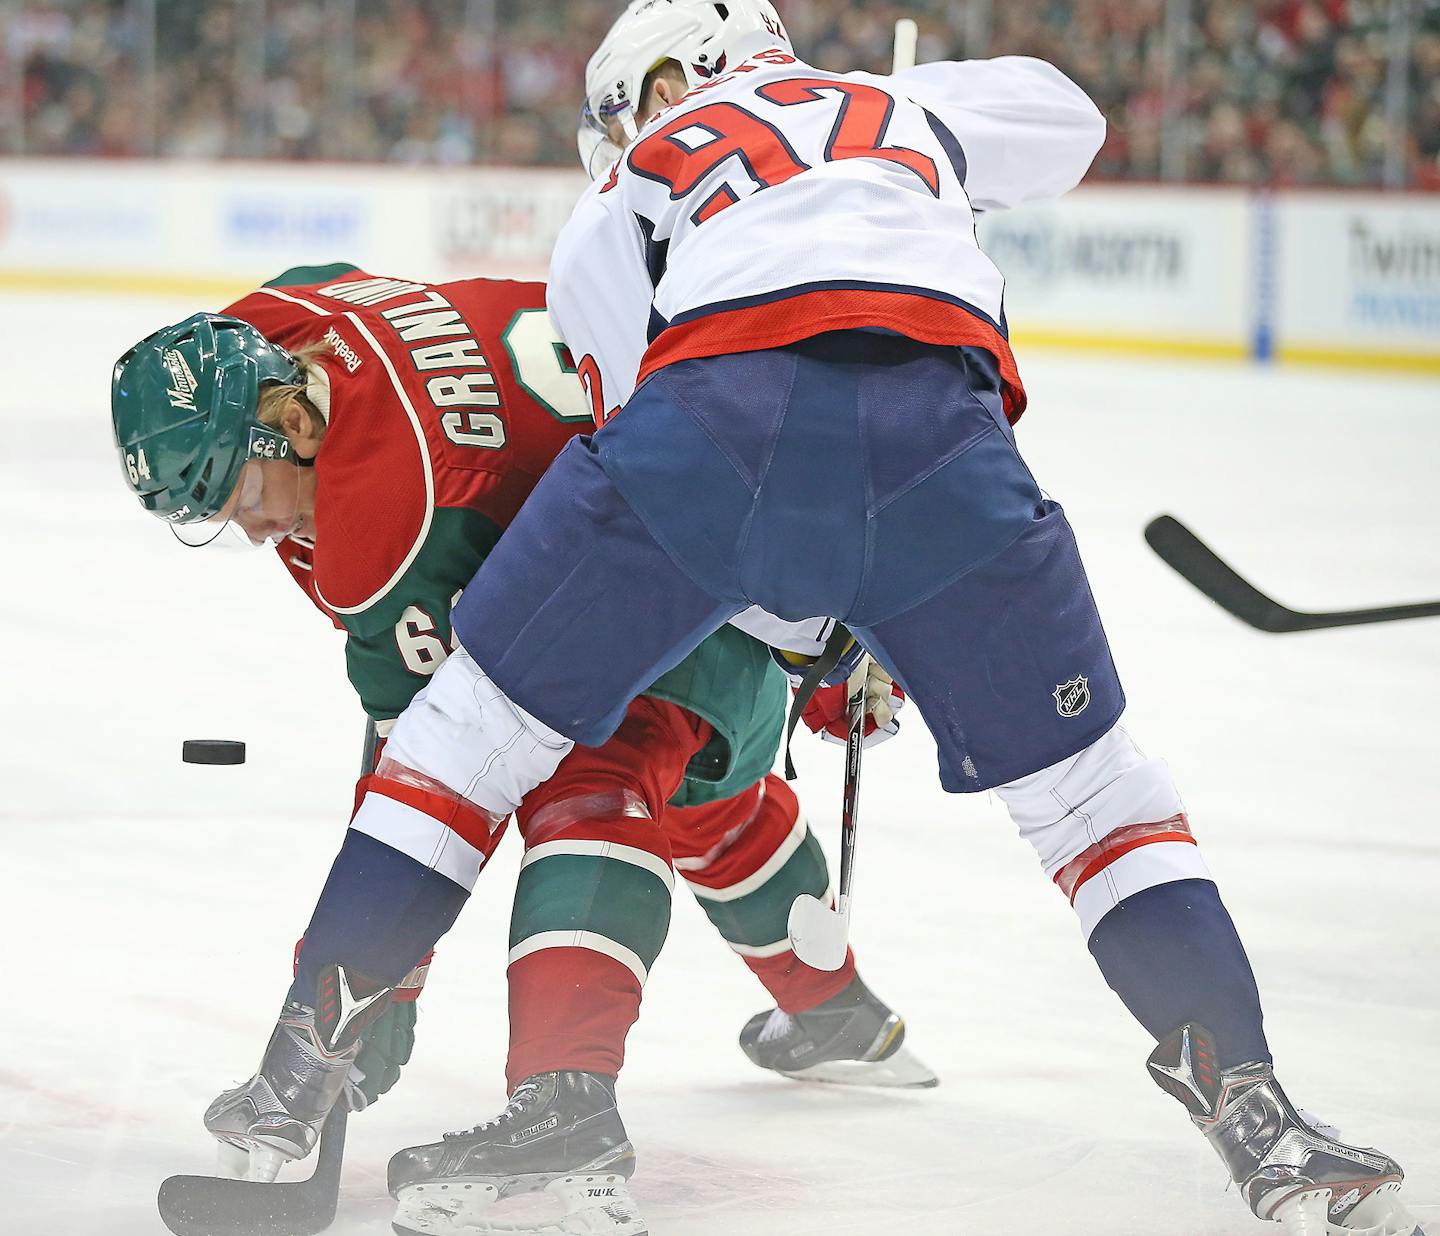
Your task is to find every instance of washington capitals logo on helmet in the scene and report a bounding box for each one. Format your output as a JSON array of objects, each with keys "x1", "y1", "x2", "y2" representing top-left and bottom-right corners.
[
  {"x1": 693, "y1": 51, "x2": 727, "y2": 78},
  {"x1": 161, "y1": 348, "x2": 199, "y2": 412}
]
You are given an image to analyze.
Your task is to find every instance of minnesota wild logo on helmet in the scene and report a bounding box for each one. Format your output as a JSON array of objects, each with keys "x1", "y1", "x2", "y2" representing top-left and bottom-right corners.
[{"x1": 111, "y1": 313, "x2": 302, "y2": 526}]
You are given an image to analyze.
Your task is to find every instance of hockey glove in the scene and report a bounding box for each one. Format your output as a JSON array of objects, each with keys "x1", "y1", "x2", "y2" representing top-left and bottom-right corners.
[
  {"x1": 349, "y1": 1001, "x2": 417, "y2": 1108},
  {"x1": 801, "y1": 659, "x2": 905, "y2": 748},
  {"x1": 290, "y1": 935, "x2": 428, "y2": 1111},
  {"x1": 347, "y1": 949, "x2": 429, "y2": 1108}
]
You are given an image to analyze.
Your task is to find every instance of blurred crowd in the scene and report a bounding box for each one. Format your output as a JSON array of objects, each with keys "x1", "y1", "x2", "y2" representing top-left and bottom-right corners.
[{"x1": 6, "y1": 0, "x2": 1439, "y2": 187}]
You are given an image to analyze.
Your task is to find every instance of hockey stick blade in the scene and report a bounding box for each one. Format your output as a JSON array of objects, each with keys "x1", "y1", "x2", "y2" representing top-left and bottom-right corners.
[
  {"x1": 1145, "y1": 515, "x2": 1440, "y2": 633},
  {"x1": 157, "y1": 1105, "x2": 347, "y2": 1236},
  {"x1": 788, "y1": 892, "x2": 851, "y2": 971},
  {"x1": 789, "y1": 660, "x2": 868, "y2": 971}
]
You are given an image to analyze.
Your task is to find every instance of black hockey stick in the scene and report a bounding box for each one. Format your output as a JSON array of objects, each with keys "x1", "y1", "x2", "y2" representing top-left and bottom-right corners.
[
  {"x1": 157, "y1": 1104, "x2": 347, "y2": 1236},
  {"x1": 157, "y1": 720, "x2": 378, "y2": 1235},
  {"x1": 786, "y1": 654, "x2": 867, "y2": 971},
  {"x1": 1145, "y1": 515, "x2": 1440, "y2": 633}
]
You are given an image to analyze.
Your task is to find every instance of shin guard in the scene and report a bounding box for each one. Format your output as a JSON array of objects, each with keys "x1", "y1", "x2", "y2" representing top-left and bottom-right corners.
[
  {"x1": 295, "y1": 769, "x2": 508, "y2": 1000},
  {"x1": 504, "y1": 696, "x2": 704, "y2": 1089},
  {"x1": 998, "y1": 722, "x2": 1269, "y2": 1069}
]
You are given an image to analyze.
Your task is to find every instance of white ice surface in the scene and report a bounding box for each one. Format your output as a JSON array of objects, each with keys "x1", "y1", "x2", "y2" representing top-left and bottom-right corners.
[{"x1": 1, "y1": 292, "x2": 1437, "y2": 1235}]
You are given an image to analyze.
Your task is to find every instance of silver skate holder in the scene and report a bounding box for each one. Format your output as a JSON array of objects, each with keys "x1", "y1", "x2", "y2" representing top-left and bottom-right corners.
[
  {"x1": 393, "y1": 1171, "x2": 646, "y2": 1234},
  {"x1": 1272, "y1": 1181, "x2": 1423, "y2": 1236}
]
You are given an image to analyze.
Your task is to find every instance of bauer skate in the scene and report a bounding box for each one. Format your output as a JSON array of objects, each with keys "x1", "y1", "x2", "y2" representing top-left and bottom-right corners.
[
  {"x1": 205, "y1": 963, "x2": 392, "y2": 1182},
  {"x1": 1149, "y1": 1023, "x2": 1426, "y2": 1236},
  {"x1": 389, "y1": 1071, "x2": 646, "y2": 1236},
  {"x1": 739, "y1": 974, "x2": 938, "y2": 1088}
]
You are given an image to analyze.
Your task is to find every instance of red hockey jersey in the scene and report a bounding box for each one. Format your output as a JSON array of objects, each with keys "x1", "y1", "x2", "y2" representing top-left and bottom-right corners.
[{"x1": 224, "y1": 263, "x2": 594, "y2": 726}]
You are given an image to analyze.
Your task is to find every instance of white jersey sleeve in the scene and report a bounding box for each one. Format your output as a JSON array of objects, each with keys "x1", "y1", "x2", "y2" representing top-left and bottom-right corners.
[
  {"x1": 893, "y1": 57, "x2": 1106, "y2": 214},
  {"x1": 547, "y1": 177, "x2": 656, "y2": 420}
]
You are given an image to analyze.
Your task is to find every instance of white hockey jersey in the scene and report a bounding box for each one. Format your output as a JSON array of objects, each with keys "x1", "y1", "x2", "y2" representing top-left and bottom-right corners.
[{"x1": 548, "y1": 41, "x2": 1105, "y2": 427}]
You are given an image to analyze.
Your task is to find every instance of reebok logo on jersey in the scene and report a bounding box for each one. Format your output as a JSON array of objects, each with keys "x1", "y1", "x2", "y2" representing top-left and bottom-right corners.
[
  {"x1": 1054, "y1": 675, "x2": 1090, "y2": 718},
  {"x1": 323, "y1": 325, "x2": 362, "y2": 374},
  {"x1": 508, "y1": 1115, "x2": 559, "y2": 1145}
]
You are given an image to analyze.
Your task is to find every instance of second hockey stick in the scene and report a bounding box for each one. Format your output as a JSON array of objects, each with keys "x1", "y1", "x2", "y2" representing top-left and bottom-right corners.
[
  {"x1": 892, "y1": 17, "x2": 918, "y2": 73},
  {"x1": 157, "y1": 720, "x2": 379, "y2": 1236},
  {"x1": 157, "y1": 1105, "x2": 347, "y2": 1236},
  {"x1": 788, "y1": 658, "x2": 867, "y2": 971},
  {"x1": 785, "y1": 16, "x2": 913, "y2": 971},
  {"x1": 1145, "y1": 514, "x2": 1440, "y2": 633}
]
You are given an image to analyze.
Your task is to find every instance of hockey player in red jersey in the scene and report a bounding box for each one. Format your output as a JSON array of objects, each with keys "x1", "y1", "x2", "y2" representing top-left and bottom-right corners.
[
  {"x1": 111, "y1": 264, "x2": 934, "y2": 1234},
  {"x1": 284, "y1": 3, "x2": 1423, "y2": 1235}
]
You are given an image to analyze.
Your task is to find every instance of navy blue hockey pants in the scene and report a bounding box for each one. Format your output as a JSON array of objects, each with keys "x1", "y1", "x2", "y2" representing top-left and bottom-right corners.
[{"x1": 452, "y1": 331, "x2": 1124, "y2": 793}]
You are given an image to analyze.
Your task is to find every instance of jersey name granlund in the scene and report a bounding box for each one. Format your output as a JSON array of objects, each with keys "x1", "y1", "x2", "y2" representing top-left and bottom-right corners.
[
  {"x1": 225, "y1": 266, "x2": 591, "y2": 724},
  {"x1": 315, "y1": 276, "x2": 507, "y2": 448}
]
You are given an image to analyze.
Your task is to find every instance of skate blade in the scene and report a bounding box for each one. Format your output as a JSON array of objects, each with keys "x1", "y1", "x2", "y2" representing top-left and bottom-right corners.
[
  {"x1": 1274, "y1": 1181, "x2": 1423, "y2": 1236},
  {"x1": 394, "y1": 1172, "x2": 647, "y2": 1235},
  {"x1": 214, "y1": 1142, "x2": 252, "y2": 1181},
  {"x1": 1344, "y1": 1181, "x2": 1427, "y2": 1236},
  {"x1": 778, "y1": 1044, "x2": 939, "y2": 1089}
]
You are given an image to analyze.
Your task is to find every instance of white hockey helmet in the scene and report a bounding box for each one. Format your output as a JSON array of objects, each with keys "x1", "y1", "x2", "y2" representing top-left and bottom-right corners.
[{"x1": 578, "y1": 0, "x2": 791, "y2": 177}]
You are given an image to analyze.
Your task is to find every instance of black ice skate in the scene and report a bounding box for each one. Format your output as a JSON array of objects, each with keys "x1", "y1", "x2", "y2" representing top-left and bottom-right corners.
[
  {"x1": 389, "y1": 1071, "x2": 646, "y2": 1236},
  {"x1": 1149, "y1": 1023, "x2": 1426, "y2": 1236},
  {"x1": 205, "y1": 963, "x2": 392, "y2": 1182},
  {"x1": 739, "y1": 974, "x2": 938, "y2": 1088}
]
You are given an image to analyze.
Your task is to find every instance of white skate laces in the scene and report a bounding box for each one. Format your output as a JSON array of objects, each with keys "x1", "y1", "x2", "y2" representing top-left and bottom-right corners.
[
  {"x1": 757, "y1": 1009, "x2": 796, "y2": 1044},
  {"x1": 445, "y1": 1079, "x2": 545, "y2": 1140}
]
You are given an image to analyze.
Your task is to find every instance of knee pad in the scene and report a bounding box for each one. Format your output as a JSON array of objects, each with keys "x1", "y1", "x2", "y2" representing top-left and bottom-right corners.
[
  {"x1": 523, "y1": 789, "x2": 652, "y2": 848},
  {"x1": 385, "y1": 645, "x2": 574, "y2": 816},
  {"x1": 668, "y1": 774, "x2": 795, "y2": 876},
  {"x1": 993, "y1": 722, "x2": 1210, "y2": 937}
]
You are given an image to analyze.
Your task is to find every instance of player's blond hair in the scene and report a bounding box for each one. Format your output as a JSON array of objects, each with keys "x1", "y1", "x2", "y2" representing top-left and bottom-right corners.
[{"x1": 256, "y1": 338, "x2": 331, "y2": 436}]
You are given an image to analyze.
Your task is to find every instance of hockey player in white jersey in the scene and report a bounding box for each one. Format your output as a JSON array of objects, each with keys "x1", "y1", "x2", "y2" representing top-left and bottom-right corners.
[{"x1": 283, "y1": 3, "x2": 1425, "y2": 1233}]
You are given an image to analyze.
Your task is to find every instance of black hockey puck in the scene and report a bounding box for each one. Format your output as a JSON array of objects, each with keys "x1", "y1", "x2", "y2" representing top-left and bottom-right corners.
[{"x1": 181, "y1": 739, "x2": 246, "y2": 765}]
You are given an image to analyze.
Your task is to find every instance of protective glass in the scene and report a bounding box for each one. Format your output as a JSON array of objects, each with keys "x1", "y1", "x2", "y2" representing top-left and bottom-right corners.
[
  {"x1": 577, "y1": 101, "x2": 631, "y2": 180},
  {"x1": 173, "y1": 446, "x2": 301, "y2": 550}
]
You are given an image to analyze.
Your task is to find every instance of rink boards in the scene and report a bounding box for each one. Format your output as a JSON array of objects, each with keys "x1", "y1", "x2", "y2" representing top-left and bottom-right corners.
[{"x1": 0, "y1": 159, "x2": 1437, "y2": 373}]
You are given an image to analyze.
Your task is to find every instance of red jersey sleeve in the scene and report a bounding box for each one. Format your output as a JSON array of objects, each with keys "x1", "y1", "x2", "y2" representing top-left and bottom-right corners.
[{"x1": 224, "y1": 269, "x2": 597, "y2": 639}]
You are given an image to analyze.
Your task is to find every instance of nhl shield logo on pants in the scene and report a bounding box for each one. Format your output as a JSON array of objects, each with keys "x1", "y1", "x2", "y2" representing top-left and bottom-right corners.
[{"x1": 1054, "y1": 675, "x2": 1090, "y2": 718}]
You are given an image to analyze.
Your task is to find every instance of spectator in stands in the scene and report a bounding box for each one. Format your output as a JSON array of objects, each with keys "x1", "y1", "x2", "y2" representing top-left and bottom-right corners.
[{"x1": 7, "y1": 0, "x2": 1436, "y2": 189}]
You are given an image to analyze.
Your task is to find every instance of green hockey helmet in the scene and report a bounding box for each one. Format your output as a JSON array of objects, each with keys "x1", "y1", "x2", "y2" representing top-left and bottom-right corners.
[{"x1": 111, "y1": 313, "x2": 304, "y2": 540}]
